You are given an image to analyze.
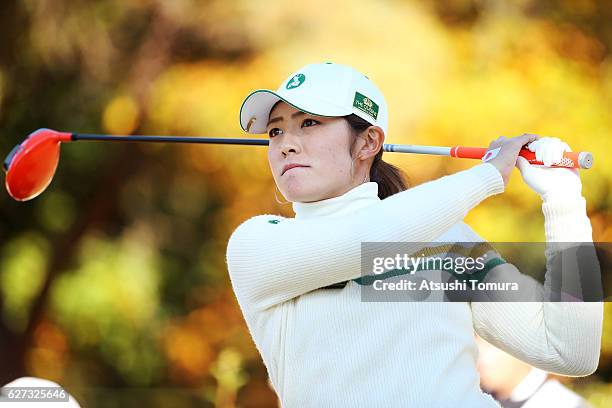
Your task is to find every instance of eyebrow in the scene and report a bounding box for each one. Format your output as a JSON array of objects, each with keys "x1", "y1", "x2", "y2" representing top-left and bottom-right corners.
[{"x1": 267, "y1": 111, "x2": 306, "y2": 127}]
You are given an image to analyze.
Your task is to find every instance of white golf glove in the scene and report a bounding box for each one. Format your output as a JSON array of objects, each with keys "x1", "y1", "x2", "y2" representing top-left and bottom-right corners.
[{"x1": 515, "y1": 137, "x2": 582, "y2": 200}]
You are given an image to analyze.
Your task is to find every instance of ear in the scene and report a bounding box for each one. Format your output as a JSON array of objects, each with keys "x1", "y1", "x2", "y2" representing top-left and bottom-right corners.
[{"x1": 355, "y1": 126, "x2": 385, "y2": 161}]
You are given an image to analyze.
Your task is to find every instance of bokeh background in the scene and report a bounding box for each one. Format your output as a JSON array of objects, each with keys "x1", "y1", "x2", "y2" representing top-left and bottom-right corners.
[{"x1": 0, "y1": 0, "x2": 611, "y2": 406}]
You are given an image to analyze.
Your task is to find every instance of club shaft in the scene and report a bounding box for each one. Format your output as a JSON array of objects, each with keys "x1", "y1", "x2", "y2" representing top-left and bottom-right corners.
[
  {"x1": 70, "y1": 133, "x2": 592, "y2": 168},
  {"x1": 383, "y1": 144, "x2": 451, "y2": 155},
  {"x1": 73, "y1": 133, "x2": 269, "y2": 146},
  {"x1": 73, "y1": 134, "x2": 452, "y2": 155}
]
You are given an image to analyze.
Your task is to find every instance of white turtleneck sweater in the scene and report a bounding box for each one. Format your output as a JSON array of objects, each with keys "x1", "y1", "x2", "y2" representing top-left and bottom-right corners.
[{"x1": 225, "y1": 163, "x2": 602, "y2": 407}]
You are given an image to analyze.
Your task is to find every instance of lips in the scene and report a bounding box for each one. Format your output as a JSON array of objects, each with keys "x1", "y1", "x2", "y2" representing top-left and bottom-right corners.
[{"x1": 282, "y1": 163, "x2": 309, "y2": 176}]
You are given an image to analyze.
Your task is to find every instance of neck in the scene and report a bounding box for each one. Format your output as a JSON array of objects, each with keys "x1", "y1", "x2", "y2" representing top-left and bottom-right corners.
[
  {"x1": 302, "y1": 176, "x2": 371, "y2": 204},
  {"x1": 292, "y1": 181, "x2": 380, "y2": 220},
  {"x1": 495, "y1": 364, "x2": 536, "y2": 400},
  {"x1": 506, "y1": 367, "x2": 548, "y2": 402}
]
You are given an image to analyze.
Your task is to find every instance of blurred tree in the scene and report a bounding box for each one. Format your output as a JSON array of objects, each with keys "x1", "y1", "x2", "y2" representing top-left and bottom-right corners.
[
  {"x1": 0, "y1": 0, "x2": 260, "y2": 398},
  {"x1": 424, "y1": 0, "x2": 612, "y2": 60}
]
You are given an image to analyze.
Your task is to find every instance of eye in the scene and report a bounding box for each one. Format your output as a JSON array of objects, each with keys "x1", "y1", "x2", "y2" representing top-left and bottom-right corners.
[
  {"x1": 302, "y1": 118, "x2": 319, "y2": 128},
  {"x1": 268, "y1": 128, "x2": 282, "y2": 138}
]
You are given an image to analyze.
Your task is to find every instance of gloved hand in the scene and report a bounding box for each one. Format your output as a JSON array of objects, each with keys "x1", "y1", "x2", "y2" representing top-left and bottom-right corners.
[{"x1": 515, "y1": 136, "x2": 582, "y2": 200}]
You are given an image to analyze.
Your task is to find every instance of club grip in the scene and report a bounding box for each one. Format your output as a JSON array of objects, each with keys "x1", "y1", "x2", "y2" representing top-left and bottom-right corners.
[
  {"x1": 517, "y1": 149, "x2": 593, "y2": 169},
  {"x1": 450, "y1": 146, "x2": 593, "y2": 169}
]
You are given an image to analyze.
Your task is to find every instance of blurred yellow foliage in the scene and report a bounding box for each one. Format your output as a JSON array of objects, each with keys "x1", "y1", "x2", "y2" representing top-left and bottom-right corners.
[{"x1": 103, "y1": 95, "x2": 140, "y2": 135}]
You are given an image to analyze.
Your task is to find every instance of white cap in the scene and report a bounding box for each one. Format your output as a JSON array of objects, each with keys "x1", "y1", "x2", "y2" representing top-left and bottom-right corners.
[{"x1": 239, "y1": 62, "x2": 388, "y2": 135}]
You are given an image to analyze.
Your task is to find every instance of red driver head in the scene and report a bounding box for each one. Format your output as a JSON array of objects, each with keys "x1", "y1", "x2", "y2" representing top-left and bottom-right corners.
[{"x1": 3, "y1": 128, "x2": 72, "y2": 201}]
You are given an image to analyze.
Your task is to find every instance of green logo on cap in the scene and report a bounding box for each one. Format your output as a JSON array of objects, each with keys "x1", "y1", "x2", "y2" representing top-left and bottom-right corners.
[
  {"x1": 286, "y1": 73, "x2": 305, "y2": 89},
  {"x1": 353, "y1": 92, "x2": 378, "y2": 119},
  {"x1": 353, "y1": 92, "x2": 379, "y2": 120}
]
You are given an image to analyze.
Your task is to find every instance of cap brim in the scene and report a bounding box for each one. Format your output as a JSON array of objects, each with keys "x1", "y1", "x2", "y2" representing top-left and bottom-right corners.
[{"x1": 239, "y1": 90, "x2": 350, "y2": 134}]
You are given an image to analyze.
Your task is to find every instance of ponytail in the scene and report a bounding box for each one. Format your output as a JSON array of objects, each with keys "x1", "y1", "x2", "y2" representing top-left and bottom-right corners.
[
  {"x1": 345, "y1": 114, "x2": 409, "y2": 199},
  {"x1": 369, "y1": 150, "x2": 408, "y2": 199}
]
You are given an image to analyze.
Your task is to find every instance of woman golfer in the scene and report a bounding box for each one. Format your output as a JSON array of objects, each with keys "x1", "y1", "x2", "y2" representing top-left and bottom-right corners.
[{"x1": 226, "y1": 62, "x2": 602, "y2": 407}]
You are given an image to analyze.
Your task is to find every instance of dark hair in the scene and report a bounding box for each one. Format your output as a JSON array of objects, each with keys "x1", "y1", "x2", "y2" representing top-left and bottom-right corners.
[{"x1": 345, "y1": 114, "x2": 408, "y2": 199}]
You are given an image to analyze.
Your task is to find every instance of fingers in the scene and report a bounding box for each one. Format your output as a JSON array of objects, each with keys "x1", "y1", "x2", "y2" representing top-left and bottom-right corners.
[
  {"x1": 563, "y1": 141, "x2": 572, "y2": 153},
  {"x1": 488, "y1": 133, "x2": 537, "y2": 151},
  {"x1": 543, "y1": 144, "x2": 555, "y2": 166},
  {"x1": 499, "y1": 133, "x2": 539, "y2": 159},
  {"x1": 487, "y1": 136, "x2": 507, "y2": 150},
  {"x1": 515, "y1": 156, "x2": 530, "y2": 172},
  {"x1": 515, "y1": 133, "x2": 539, "y2": 147},
  {"x1": 544, "y1": 137, "x2": 561, "y2": 166},
  {"x1": 526, "y1": 136, "x2": 573, "y2": 166}
]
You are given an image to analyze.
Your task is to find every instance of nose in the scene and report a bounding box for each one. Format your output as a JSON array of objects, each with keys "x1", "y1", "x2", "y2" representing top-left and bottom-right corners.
[{"x1": 280, "y1": 132, "x2": 301, "y2": 157}]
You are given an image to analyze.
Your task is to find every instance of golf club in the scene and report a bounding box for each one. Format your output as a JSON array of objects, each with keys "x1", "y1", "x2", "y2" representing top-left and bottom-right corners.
[{"x1": 3, "y1": 128, "x2": 594, "y2": 202}]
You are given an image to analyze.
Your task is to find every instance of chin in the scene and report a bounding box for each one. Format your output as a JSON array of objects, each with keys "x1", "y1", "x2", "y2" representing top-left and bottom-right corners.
[
  {"x1": 280, "y1": 181, "x2": 323, "y2": 203},
  {"x1": 283, "y1": 189, "x2": 313, "y2": 203}
]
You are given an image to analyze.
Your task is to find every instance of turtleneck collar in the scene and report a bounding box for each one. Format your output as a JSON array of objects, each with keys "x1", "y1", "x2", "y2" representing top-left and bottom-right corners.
[{"x1": 292, "y1": 182, "x2": 380, "y2": 220}]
